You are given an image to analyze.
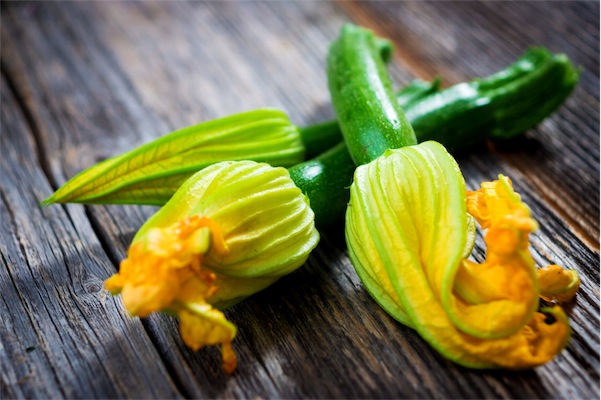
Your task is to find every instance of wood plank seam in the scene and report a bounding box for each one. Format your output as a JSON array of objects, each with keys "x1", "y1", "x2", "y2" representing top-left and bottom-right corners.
[{"x1": 0, "y1": 64, "x2": 58, "y2": 192}]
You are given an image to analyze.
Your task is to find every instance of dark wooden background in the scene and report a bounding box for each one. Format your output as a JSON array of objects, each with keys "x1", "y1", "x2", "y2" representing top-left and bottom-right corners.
[{"x1": 1, "y1": 1, "x2": 599, "y2": 398}]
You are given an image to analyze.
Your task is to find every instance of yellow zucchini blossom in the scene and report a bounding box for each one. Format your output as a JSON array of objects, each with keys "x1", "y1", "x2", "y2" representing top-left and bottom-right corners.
[
  {"x1": 106, "y1": 160, "x2": 319, "y2": 373},
  {"x1": 346, "y1": 141, "x2": 579, "y2": 369}
]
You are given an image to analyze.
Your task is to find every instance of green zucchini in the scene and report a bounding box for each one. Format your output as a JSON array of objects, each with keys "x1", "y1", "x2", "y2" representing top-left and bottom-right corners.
[
  {"x1": 293, "y1": 38, "x2": 578, "y2": 227},
  {"x1": 303, "y1": 47, "x2": 579, "y2": 156},
  {"x1": 326, "y1": 24, "x2": 417, "y2": 164},
  {"x1": 292, "y1": 79, "x2": 438, "y2": 227},
  {"x1": 405, "y1": 47, "x2": 580, "y2": 150},
  {"x1": 299, "y1": 78, "x2": 440, "y2": 159}
]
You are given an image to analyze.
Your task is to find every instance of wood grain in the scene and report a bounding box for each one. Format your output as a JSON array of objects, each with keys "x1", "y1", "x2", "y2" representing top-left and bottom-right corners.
[
  {"x1": 1, "y1": 1, "x2": 598, "y2": 398},
  {"x1": 0, "y1": 75, "x2": 180, "y2": 398}
]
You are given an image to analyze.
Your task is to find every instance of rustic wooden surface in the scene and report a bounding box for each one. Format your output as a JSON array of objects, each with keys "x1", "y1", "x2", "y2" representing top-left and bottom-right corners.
[{"x1": 1, "y1": 1, "x2": 599, "y2": 398}]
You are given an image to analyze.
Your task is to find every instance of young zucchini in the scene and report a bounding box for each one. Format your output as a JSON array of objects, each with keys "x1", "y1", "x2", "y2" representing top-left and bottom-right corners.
[
  {"x1": 327, "y1": 24, "x2": 417, "y2": 164},
  {"x1": 294, "y1": 44, "x2": 578, "y2": 227},
  {"x1": 302, "y1": 47, "x2": 579, "y2": 156},
  {"x1": 300, "y1": 78, "x2": 439, "y2": 159},
  {"x1": 292, "y1": 79, "x2": 438, "y2": 227},
  {"x1": 405, "y1": 47, "x2": 580, "y2": 150}
]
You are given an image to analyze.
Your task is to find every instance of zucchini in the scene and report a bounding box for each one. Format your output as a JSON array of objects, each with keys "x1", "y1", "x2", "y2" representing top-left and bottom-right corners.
[
  {"x1": 326, "y1": 24, "x2": 417, "y2": 164},
  {"x1": 293, "y1": 45, "x2": 578, "y2": 227},
  {"x1": 405, "y1": 47, "x2": 580, "y2": 149},
  {"x1": 303, "y1": 47, "x2": 579, "y2": 155},
  {"x1": 299, "y1": 78, "x2": 440, "y2": 159},
  {"x1": 292, "y1": 79, "x2": 439, "y2": 227}
]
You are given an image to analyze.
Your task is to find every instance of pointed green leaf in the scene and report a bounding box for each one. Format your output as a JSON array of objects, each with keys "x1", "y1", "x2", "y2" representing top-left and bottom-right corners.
[{"x1": 42, "y1": 109, "x2": 305, "y2": 206}]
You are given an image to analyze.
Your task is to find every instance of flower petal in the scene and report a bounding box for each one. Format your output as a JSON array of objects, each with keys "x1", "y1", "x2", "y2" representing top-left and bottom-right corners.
[
  {"x1": 538, "y1": 264, "x2": 580, "y2": 302},
  {"x1": 450, "y1": 176, "x2": 539, "y2": 339},
  {"x1": 104, "y1": 216, "x2": 223, "y2": 317},
  {"x1": 177, "y1": 303, "x2": 238, "y2": 374}
]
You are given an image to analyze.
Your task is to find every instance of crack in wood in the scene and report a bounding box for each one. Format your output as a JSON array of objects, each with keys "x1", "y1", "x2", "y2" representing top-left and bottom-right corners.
[
  {"x1": 0, "y1": 191, "x2": 69, "y2": 399},
  {"x1": 0, "y1": 64, "x2": 58, "y2": 191}
]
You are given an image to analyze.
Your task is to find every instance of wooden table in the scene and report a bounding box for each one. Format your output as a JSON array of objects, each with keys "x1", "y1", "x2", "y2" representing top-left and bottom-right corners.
[{"x1": 1, "y1": 1, "x2": 599, "y2": 398}]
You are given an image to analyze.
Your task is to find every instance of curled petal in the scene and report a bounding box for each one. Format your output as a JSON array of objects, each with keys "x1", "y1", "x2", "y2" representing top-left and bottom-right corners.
[
  {"x1": 538, "y1": 264, "x2": 580, "y2": 302},
  {"x1": 220, "y1": 342, "x2": 238, "y2": 375},
  {"x1": 445, "y1": 306, "x2": 571, "y2": 369},
  {"x1": 178, "y1": 304, "x2": 238, "y2": 374},
  {"x1": 105, "y1": 215, "x2": 238, "y2": 371},
  {"x1": 450, "y1": 176, "x2": 539, "y2": 339}
]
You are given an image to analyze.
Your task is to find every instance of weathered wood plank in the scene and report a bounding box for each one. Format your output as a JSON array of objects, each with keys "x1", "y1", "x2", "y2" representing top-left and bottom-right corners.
[
  {"x1": 1, "y1": 1, "x2": 598, "y2": 399},
  {"x1": 0, "y1": 75, "x2": 181, "y2": 398}
]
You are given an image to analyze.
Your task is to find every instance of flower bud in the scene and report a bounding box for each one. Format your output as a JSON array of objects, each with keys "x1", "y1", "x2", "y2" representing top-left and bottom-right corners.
[
  {"x1": 43, "y1": 109, "x2": 305, "y2": 206},
  {"x1": 106, "y1": 160, "x2": 319, "y2": 372},
  {"x1": 346, "y1": 141, "x2": 576, "y2": 369}
]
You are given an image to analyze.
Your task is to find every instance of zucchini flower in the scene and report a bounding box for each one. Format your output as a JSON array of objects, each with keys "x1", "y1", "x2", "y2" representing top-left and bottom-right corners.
[
  {"x1": 346, "y1": 141, "x2": 579, "y2": 368},
  {"x1": 106, "y1": 160, "x2": 319, "y2": 373},
  {"x1": 328, "y1": 23, "x2": 580, "y2": 369}
]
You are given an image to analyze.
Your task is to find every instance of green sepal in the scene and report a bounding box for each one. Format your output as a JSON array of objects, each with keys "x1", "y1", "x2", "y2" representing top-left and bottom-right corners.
[{"x1": 41, "y1": 109, "x2": 305, "y2": 206}]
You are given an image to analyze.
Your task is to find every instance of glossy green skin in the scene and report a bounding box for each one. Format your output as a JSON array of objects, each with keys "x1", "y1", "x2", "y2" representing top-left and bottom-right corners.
[
  {"x1": 298, "y1": 120, "x2": 345, "y2": 160},
  {"x1": 303, "y1": 47, "x2": 579, "y2": 154},
  {"x1": 291, "y1": 80, "x2": 439, "y2": 228},
  {"x1": 294, "y1": 46, "x2": 578, "y2": 228},
  {"x1": 405, "y1": 47, "x2": 580, "y2": 150},
  {"x1": 327, "y1": 24, "x2": 418, "y2": 165},
  {"x1": 289, "y1": 143, "x2": 355, "y2": 228},
  {"x1": 300, "y1": 79, "x2": 439, "y2": 160}
]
